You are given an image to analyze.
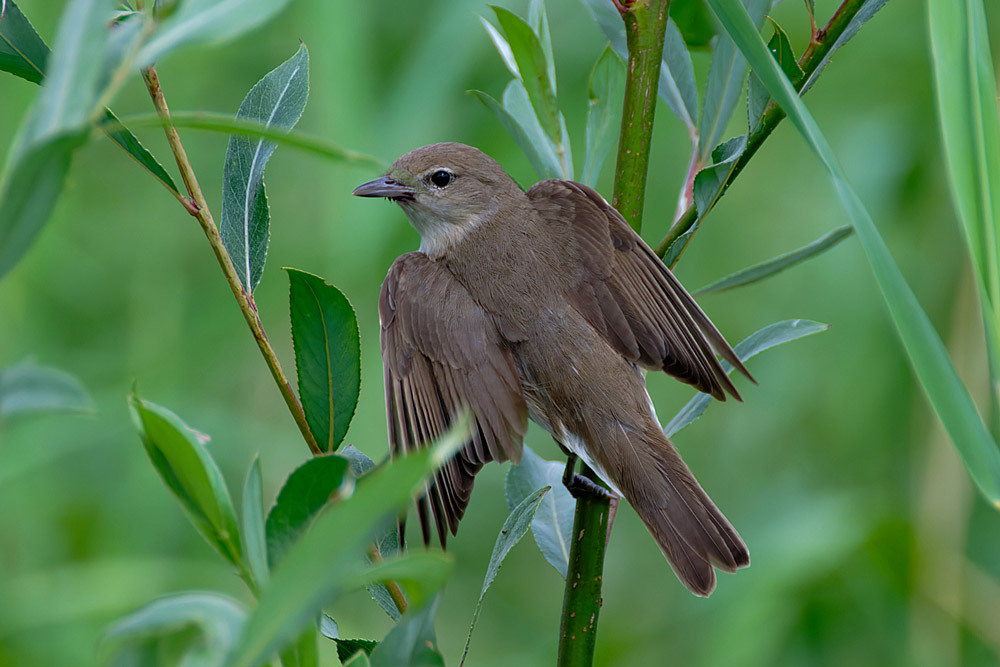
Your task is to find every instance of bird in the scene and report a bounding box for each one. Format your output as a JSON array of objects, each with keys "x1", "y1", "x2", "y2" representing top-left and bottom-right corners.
[{"x1": 353, "y1": 142, "x2": 752, "y2": 595}]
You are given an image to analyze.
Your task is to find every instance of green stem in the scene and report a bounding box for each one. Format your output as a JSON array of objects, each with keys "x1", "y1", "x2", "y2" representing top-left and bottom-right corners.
[
  {"x1": 140, "y1": 65, "x2": 323, "y2": 457},
  {"x1": 655, "y1": 0, "x2": 870, "y2": 260},
  {"x1": 556, "y1": 467, "x2": 612, "y2": 667},
  {"x1": 611, "y1": 0, "x2": 672, "y2": 233},
  {"x1": 556, "y1": 2, "x2": 672, "y2": 665}
]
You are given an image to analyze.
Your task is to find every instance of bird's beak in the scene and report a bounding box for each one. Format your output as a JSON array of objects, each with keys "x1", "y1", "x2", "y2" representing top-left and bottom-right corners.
[{"x1": 352, "y1": 176, "x2": 416, "y2": 202}]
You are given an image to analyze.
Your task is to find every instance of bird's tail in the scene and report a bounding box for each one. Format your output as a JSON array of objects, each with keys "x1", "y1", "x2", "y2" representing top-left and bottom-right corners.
[{"x1": 598, "y1": 422, "x2": 749, "y2": 596}]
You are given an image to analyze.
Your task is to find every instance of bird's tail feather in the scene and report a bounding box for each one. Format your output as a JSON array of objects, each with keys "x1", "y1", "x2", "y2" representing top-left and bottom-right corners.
[{"x1": 601, "y1": 423, "x2": 749, "y2": 596}]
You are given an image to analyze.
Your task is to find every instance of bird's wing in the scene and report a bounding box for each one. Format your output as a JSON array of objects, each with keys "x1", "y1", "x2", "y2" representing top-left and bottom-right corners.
[
  {"x1": 380, "y1": 252, "x2": 528, "y2": 547},
  {"x1": 527, "y1": 180, "x2": 752, "y2": 400}
]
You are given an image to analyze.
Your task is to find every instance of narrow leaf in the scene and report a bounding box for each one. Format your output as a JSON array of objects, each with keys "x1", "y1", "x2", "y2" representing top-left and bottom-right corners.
[
  {"x1": 227, "y1": 417, "x2": 470, "y2": 667},
  {"x1": 710, "y1": 0, "x2": 1000, "y2": 506},
  {"x1": 351, "y1": 552, "x2": 452, "y2": 612},
  {"x1": 527, "y1": 0, "x2": 556, "y2": 92},
  {"x1": 490, "y1": 6, "x2": 560, "y2": 141},
  {"x1": 0, "y1": 0, "x2": 48, "y2": 83},
  {"x1": 460, "y1": 487, "x2": 547, "y2": 666},
  {"x1": 129, "y1": 393, "x2": 243, "y2": 566},
  {"x1": 242, "y1": 455, "x2": 269, "y2": 588},
  {"x1": 102, "y1": 593, "x2": 247, "y2": 666},
  {"x1": 695, "y1": 225, "x2": 853, "y2": 295},
  {"x1": 138, "y1": 0, "x2": 295, "y2": 67},
  {"x1": 287, "y1": 268, "x2": 361, "y2": 452},
  {"x1": 220, "y1": 44, "x2": 309, "y2": 293},
  {"x1": 747, "y1": 19, "x2": 804, "y2": 129},
  {"x1": 103, "y1": 108, "x2": 179, "y2": 195},
  {"x1": 665, "y1": 319, "x2": 828, "y2": 436},
  {"x1": 505, "y1": 445, "x2": 574, "y2": 577},
  {"x1": 335, "y1": 639, "x2": 378, "y2": 664},
  {"x1": 582, "y1": 45, "x2": 624, "y2": 187},
  {"x1": 370, "y1": 596, "x2": 444, "y2": 667},
  {"x1": 265, "y1": 454, "x2": 351, "y2": 569},
  {"x1": 693, "y1": 134, "x2": 746, "y2": 217},
  {"x1": 0, "y1": 358, "x2": 93, "y2": 417},
  {"x1": 698, "y1": 0, "x2": 768, "y2": 163},
  {"x1": 799, "y1": 0, "x2": 889, "y2": 94},
  {"x1": 468, "y1": 85, "x2": 561, "y2": 179}
]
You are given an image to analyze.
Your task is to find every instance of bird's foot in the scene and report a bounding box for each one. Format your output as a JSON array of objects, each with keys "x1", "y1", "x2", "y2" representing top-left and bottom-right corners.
[{"x1": 564, "y1": 472, "x2": 613, "y2": 500}]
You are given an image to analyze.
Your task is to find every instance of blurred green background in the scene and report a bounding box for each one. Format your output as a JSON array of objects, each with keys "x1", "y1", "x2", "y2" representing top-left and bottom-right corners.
[{"x1": 2, "y1": 0, "x2": 1000, "y2": 665}]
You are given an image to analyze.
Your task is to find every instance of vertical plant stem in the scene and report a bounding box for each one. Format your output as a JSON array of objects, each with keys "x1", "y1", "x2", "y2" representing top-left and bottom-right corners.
[
  {"x1": 556, "y1": 467, "x2": 611, "y2": 666},
  {"x1": 557, "y1": 3, "x2": 672, "y2": 666},
  {"x1": 140, "y1": 66, "x2": 322, "y2": 457},
  {"x1": 611, "y1": 0, "x2": 672, "y2": 232}
]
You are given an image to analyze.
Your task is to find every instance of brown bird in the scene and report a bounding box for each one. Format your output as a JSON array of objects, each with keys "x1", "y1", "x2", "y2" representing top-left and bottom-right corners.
[{"x1": 354, "y1": 142, "x2": 752, "y2": 595}]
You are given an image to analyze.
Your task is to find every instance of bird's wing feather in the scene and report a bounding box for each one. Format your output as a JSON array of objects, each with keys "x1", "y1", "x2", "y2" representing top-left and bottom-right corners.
[
  {"x1": 380, "y1": 252, "x2": 528, "y2": 547},
  {"x1": 527, "y1": 180, "x2": 752, "y2": 400}
]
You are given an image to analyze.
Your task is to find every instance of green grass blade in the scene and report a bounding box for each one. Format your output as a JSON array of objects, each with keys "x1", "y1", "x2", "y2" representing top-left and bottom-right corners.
[
  {"x1": 695, "y1": 226, "x2": 853, "y2": 295},
  {"x1": 706, "y1": 0, "x2": 1000, "y2": 506}
]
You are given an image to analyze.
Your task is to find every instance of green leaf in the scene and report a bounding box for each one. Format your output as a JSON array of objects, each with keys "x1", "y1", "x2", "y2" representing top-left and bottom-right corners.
[
  {"x1": 747, "y1": 19, "x2": 803, "y2": 130},
  {"x1": 664, "y1": 319, "x2": 828, "y2": 437},
  {"x1": 351, "y1": 552, "x2": 452, "y2": 612},
  {"x1": 221, "y1": 44, "x2": 309, "y2": 293},
  {"x1": 103, "y1": 111, "x2": 385, "y2": 171},
  {"x1": 0, "y1": 0, "x2": 49, "y2": 83},
  {"x1": 693, "y1": 134, "x2": 746, "y2": 218},
  {"x1": 287, "y1": 268, "x2": 361, "y2": 452},
  {"x1": 279, "y1": 627, "x2": 318, "y2": 667},
  {"x1": 265, "y1": 454, "x2": 351, "y2": 569},
  {"x1": 0, "y1": 358, "x2": 93, "y2": 418},
  {"x1": 369, "y1": 596, "x2": 444, "y2": 667},
  {"x1": 505, "y1": 445, "x2": 573, "y2": 578},
  {"x1": 242, "y1": 455, "x2": 269, "y2": 588},
  {"x1": 460, "y1": 487, "x2": 547, "y2": 666},
  {"x1": 663, "y1": 224, "x2": 698, "y2": 268},
  {"x1": 129, "y1": 392, "x2": 243, "y2": 566},
  {"x1": 670, "y1": 0, "x2": 718, "y2": 48},
  {"x1": 468, "y1": 84, "x2": 561, "y2": 180},
  {"x1": 227, "y1": 417, "x2": 470, "y2": 667},
  {"x1": 0, "y1": 0, "x2": 114, "y2": 281},
  {"x1": 102, "y1": 592, "x2": 247, "y2": 667},
  {"x1": 138, "y1": 0, "x2": 295, "y2": 66},
  {"x1": 319, "y1": 614, "x2": 339, "y2": 640},
  {"x1": 527, "y1": 0, "x2": 556, "y2": 101},
  {"x1": 341, "y1": 444, "x2": 377, "y2": 477},
  {"x1": 698, "y1": 0, "x2": 768, "y2": 164},
  {"x1": 343, "y1": 650, "x2": 373, "y2": 667},
  {"x1": 103, "y1": 108, "x2": 180, "y2": 196},
  {"x1": 335, "y1": 639, "x2": 378, "y2": 665},
  {"x1": 695, "y1": 225, "x2": 853, "y2": 295},
  {"x1": 929, "y1": 0, "x2": 1000, "y2": 348},
  {"x1": 800, "y1": 0, "x2": 889, "y2": 94},
  {"x1": 490, "y1": 5, "x2": 559, "y2": 141},
  {"x1": 708, "y1": 0, "x2": 1000, "y2": 506},
  {"x1": 582, "y1": 45, "x2": 624, "y2": 188}
]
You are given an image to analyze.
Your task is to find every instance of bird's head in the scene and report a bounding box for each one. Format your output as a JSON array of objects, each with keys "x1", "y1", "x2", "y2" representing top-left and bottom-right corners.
[{"x1": 353, "y1": 142, "x2": 521, "y2": 257}]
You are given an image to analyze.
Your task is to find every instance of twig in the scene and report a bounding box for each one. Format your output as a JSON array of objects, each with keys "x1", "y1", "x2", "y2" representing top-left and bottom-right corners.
[
  {"x1": 140, "y1": 65, "x2": 322, "y2": 456},
  {"x1": 655, "y1": 0, "x2": 871, "y2": 260}
]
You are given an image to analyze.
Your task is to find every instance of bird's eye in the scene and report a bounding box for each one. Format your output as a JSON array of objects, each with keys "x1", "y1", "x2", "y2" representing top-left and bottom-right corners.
[{"x1": 429, "y1": 169, "x2": 453, "y2": 188}]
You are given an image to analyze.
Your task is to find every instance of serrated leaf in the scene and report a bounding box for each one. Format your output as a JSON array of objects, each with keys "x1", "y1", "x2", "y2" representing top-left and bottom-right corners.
[
  {"x1": 663, "y1": 223, "x2": 698, "y2": 268},
  {"x1": 242, "y1": 455, "x2": 269, "y2": 588},
  {"x1": 0, "y1": 358, "x2": 93, "y2": 418},
  {"x1": 505, "y1": 445, "x2": 573, "y2": 577},
  {"x1": 227, "y1": 417, "x2": 470, "y2": 667},
  {"x1": 319, "y1": 615, "x2": 339, "y2": 640},
  {"x1": 220, "y1": 44, "x2": 308, "y2": 293},
  {"x1": 799, "y1": 0, "x2": 889, "y2": 95},
  {"x1": 698, "y1": 0, "x2": 768, "y2": 164},
  {"x1": 748, "y1": 19, "x2": 803, "y2": 130},
  {"x1": 582, "y1": 45, "x2": 624, "y2": 188},
  {"x1": 709, "y1": 0, "x2": 1000, "y2": 506},
  {"x1": 490, "y1": 6, "x2": 559, "y2": 142},
  {"x1": 103, "y1": 109, "x2": 180, "y2": 195},
  {"x1": 0, "y1": 0, "x2": 49, "y2": 83},
  {"x1": 692, "y1": 134, "x2": 746, "y2": 217},
  {"x1": 287, "y1": 268, "x2": 361, "y2": 452},
  {"x1": 129, "y1": 393, "x2": 243, "y2": 567},
  {"x1": 102, "y1": 592, "x2": 247, "y2": 666},
  {"x1": 695, "y1": 226, "x2": 853, "y2": 295},
  {"x1": 138, "y1": 0, "x2": 294, "y2": 66},
  {"x1": 369, "y1": 596, "x2": 444, "y2": 667},
  {"x1": 460, "y1": 487, "x2": 547, "y2": 666},
  {"x1": 265, "y1": 454, "x2": 351, "y2": 569},
  {"x1": 664, "y1": 319, "x2": 829, "y2": 437}
]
